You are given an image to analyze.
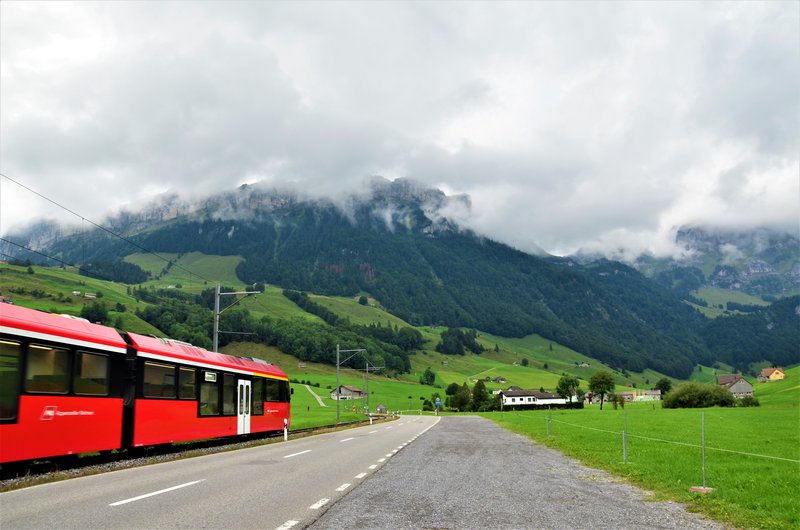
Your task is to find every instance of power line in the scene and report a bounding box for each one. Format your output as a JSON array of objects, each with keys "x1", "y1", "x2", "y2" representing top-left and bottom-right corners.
[
  {"x1": 0, "y1": 172, "x2": 214, "y2": 284},
  {"x1": 1, "y1": 238, "x2": 78, "y2": 269},
  {"x1": 1, "y1": 238, "x2": 118, "y2": 284}
]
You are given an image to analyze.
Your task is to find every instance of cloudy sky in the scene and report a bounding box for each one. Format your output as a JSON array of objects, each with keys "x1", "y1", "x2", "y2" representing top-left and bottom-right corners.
[{"x1": 1, "y1": 1, "x2": 798, "y2": 258}]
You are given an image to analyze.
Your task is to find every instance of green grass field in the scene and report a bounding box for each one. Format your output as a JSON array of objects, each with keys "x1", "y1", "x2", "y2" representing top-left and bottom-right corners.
[
  {"x1": 124, "y1": 252, "x2": 244, "y2": 293},
  {"x1": 0, "y1": 263, "x2": 137, "y2": 312},
  {"x1": 482, "y1": 366, "x2": 800, "y2": 529}
]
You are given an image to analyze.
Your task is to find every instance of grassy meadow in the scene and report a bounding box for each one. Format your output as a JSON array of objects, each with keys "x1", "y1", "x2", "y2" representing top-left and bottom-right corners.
[{"x1": 482, "y1": 366, "x2": 800, "y2": 529}]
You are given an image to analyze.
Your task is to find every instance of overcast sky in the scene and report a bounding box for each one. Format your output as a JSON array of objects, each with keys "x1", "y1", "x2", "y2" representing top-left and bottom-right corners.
[{"x1": 1, "y1": 1, "x2": 798, "y2": 258}]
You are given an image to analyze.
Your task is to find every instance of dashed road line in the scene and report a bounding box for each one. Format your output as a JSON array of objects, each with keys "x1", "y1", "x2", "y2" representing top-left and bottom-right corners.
[
  {"x1": 310, "y1": 499, "x2": 330, "y2": 510},
  {"x1": 369, "y1": 464, "x2": 377, "y2": 469},
  {"x1": 336, "y1": 483, "x2": 351, "y2": 492},
  {"x1": 340, "y1": 437, "x2": 355, "y2": 442},
  {"x1": 109, "y1": 479, "x2": 206, "y2": 506},
  {"x1": 275, "y1": 521, "x2": 299, "y2": 530},
  {"x1": 284, "y1": 450, "x2": 312, "y2": 459},
  {"x1": 355, "y1": 472, "x2": 367, "y2": 479}
]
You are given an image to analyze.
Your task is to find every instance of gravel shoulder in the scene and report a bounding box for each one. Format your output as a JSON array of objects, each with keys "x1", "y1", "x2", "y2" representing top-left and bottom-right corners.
[{"x1": 310, "y1": 415, "x2": 724, "y2": 530}]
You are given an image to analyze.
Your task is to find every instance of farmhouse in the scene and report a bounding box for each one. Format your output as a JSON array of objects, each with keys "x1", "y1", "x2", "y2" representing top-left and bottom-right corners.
[
  {"x1": 758, "y1": 367, "x2": 785, "y2": 383},
  {"x1": 499, "y1": 389, "x2": 568, "y2": 407},
  {"x1": 330, "y1": 385, "x2": 365, "y2": 400},
  {"x1": 716, "y1": 374, "x2": 753, "y2": 398},
  {"x1": 618, "y1": 389, "x2": 662, "y2": 402}
]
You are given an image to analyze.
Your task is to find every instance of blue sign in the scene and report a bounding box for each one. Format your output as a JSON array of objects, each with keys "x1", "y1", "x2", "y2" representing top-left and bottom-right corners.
[{"x1": 435, "y1": 398, "x2": 441, "y2": 407}]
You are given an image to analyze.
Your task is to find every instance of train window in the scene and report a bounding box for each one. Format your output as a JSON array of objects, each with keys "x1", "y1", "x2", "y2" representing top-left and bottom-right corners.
[
  {"x1": 265, "y1": 378, "x2": 280, "y2": 402},
  {"x1": 199, "y1": 371, "x2": 219, "y2": 416},
  {"x1": 0, "y1": 340, "x2": 21, "y2": 420},
  {"x1": 143, "y1": 361, "x2": 177, "y2": 398},
  {"x1": 73, "y1": 351, "x2": 109, "y2": 396},
  {"x1": 279, "y1": 380, "x2": 291, "y2": 402},
  {"x1": 251, "y1": 377, "x2": 264, "y2": 415},
  {"x1": 178, "y1": 367, "x2": 196, "y2": 400},
  {"x1": 222, "y1": 373, "x2": 235, "y2": 415},
  {"x1": 25, "y1": 344, "x2": 70, "y2": 394}
]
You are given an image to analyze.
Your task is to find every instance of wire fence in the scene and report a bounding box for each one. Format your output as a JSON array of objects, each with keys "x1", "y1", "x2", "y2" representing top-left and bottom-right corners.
[{"x1": 545, "y1": 409, "x2": 800, "y2": 465}]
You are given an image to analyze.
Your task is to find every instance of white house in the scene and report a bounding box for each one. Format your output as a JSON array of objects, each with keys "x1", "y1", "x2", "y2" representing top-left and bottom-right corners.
[
  {"x1": 499, "y1": 389, "x2": 568, "y2": 407},
  {"x1": 330, "y1": 385, "x2": 365, "y2": 401},
  {"x1": 619, "y1": 389, "x2": 662, "y2": 402}
]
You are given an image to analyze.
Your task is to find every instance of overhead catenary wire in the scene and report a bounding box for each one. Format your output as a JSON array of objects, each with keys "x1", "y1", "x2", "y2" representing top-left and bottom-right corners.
[{"x1": 0, "y1": 172, "x2": 214, "y2": 285}]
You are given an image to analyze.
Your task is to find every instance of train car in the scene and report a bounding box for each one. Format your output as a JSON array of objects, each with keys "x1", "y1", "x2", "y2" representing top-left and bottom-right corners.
[
  {"x1": 0, "y1": 304, "x2": 128, "y2": 463},
  {"x1": 0, "y1": 304, "x2": 291, "y2": 464},
  {"x1": 125, "y1": 332, "x2": 291, "y2": 447}
]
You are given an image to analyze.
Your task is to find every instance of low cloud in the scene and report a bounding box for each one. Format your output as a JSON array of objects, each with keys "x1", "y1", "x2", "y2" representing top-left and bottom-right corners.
[{"x1": 1, "y1": 2, "x2": 797, "y2": 258}]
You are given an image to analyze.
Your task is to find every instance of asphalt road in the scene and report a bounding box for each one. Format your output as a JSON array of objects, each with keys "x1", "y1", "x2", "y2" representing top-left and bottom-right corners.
[
  {"x1": 0, "y1": 416, "x2": 439, "y2": 529},
  {"x1": 310, "y1": 416, "x2": 724, "y2": 530},
  {"x1": 1, "y1": 415, "x2": 724, "y2": 530}
]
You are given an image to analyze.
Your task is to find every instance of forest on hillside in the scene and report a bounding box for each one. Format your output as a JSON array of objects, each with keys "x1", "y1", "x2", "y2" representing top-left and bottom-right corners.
[{"x1": 28, "y1": 195, "x2": 800, "y2": 378}]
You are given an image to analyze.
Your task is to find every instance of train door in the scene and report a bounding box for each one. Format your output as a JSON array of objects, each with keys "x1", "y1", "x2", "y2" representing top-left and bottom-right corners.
[{"x1": 237, "y1": 379, "x2": 251, "y2": 434}]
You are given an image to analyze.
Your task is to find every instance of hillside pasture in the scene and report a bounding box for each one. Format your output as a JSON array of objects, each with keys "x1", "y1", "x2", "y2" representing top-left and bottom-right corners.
[
  {"x1": 0, "y1": 263, "x2": 137, "y2": 312},
  {"x1": 308, "y1": 293, "x2": 410, "y2": 328},
  {"x1": 124, "y1": 252, "x2": 243, "y2": 293},
  {"x1": 694, "y1": 286, "x2": 770, "y2": 309}
]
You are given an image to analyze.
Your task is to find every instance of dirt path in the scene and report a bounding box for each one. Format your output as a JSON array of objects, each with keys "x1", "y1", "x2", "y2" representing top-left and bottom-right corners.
[{"x1": 304, "y1": 384, "x2": 326, "y2": 407}]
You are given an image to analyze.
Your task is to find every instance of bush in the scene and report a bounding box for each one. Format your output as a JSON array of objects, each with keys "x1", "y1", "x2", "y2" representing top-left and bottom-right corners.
[
  {"x1": 737, "y1": 396, "x2": 760, "y2": 407},
  {"x1": 662, "y1": 381, "x2": 735, "y2": 408}
]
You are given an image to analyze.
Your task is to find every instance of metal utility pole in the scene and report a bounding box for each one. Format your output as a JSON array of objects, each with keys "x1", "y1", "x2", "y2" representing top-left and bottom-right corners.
[
  {"x1": 363, "y1": 360, "x2": 383, "y2": 413},
  {"x1": 335, "y1": 344, "x2": 367, "y2": 424},
  {"x1": 212, "y1": 282, "x2": 260, "y2": 352}
]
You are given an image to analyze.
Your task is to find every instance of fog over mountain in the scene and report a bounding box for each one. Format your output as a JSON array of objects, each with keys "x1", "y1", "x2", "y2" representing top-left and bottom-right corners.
[{"x1": 1, "y1": 2, "x2": 798, "y2": 258}]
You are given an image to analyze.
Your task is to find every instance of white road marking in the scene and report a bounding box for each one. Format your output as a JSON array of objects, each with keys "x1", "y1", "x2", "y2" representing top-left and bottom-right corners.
[
  {"x1": 385, "y1": 453, "x2": 393, "y2": 457},
  {"x1": 369, "y1": 464, "x2": 378, "y2": 469},
  {"x1": 310, "y1": 499, "x2": 330, "y2": 510},
  {"x1": 340, "y1": 437, "x2": 355, "y2": 442},
  {"x1": 378, "y1": 458, "x2": 386, "y2": 462},
  {"x1": 336, "y1": 483, "x2": 351, "y2": 491},
  {"x1": 355, "y1": 472, "x2": 367, "y2": 479},
  {"x1": 284, "y1": 450, "x2": 312, "y2": 459},
  {"x1": 275, "y1": 521, "x2": 299, "y2": 530},
  {"x1": 385, "y1": 426, "x2": 393, "y2": 429},
  {"x1": 109, "y1": 480, "x2": 205, "y2": 506},
  {"x1": 369, "y1": 430, "x2": 378, "y2": 434}
]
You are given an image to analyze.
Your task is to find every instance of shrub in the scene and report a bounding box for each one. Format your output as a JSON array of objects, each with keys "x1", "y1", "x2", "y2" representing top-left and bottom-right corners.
[
  {"x1": 737, "y1": 396, "x2": 760, "y2": 407},
  {"x1": 662, "y1": 381, "x2": 735, "y2": 408}
]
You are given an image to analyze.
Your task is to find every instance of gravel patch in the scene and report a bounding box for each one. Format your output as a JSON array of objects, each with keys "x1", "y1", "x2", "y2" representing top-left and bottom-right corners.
[{"x1": 310, "y1": 416, "x2": 724, "y2": 530}]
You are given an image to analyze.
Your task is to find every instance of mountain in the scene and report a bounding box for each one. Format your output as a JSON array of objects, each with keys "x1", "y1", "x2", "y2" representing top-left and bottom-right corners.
[
  {"x1": 631, "y1": 226, "x2": 799, "y2": 301},
  {"x1": 4, "y1": 179, "x2": 797, "y2": 377}
]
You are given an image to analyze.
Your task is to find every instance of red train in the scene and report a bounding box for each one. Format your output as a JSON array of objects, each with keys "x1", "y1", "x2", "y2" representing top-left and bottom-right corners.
[{"x1": 0, "y1": 304, "x2": 291, "y2": 464}]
